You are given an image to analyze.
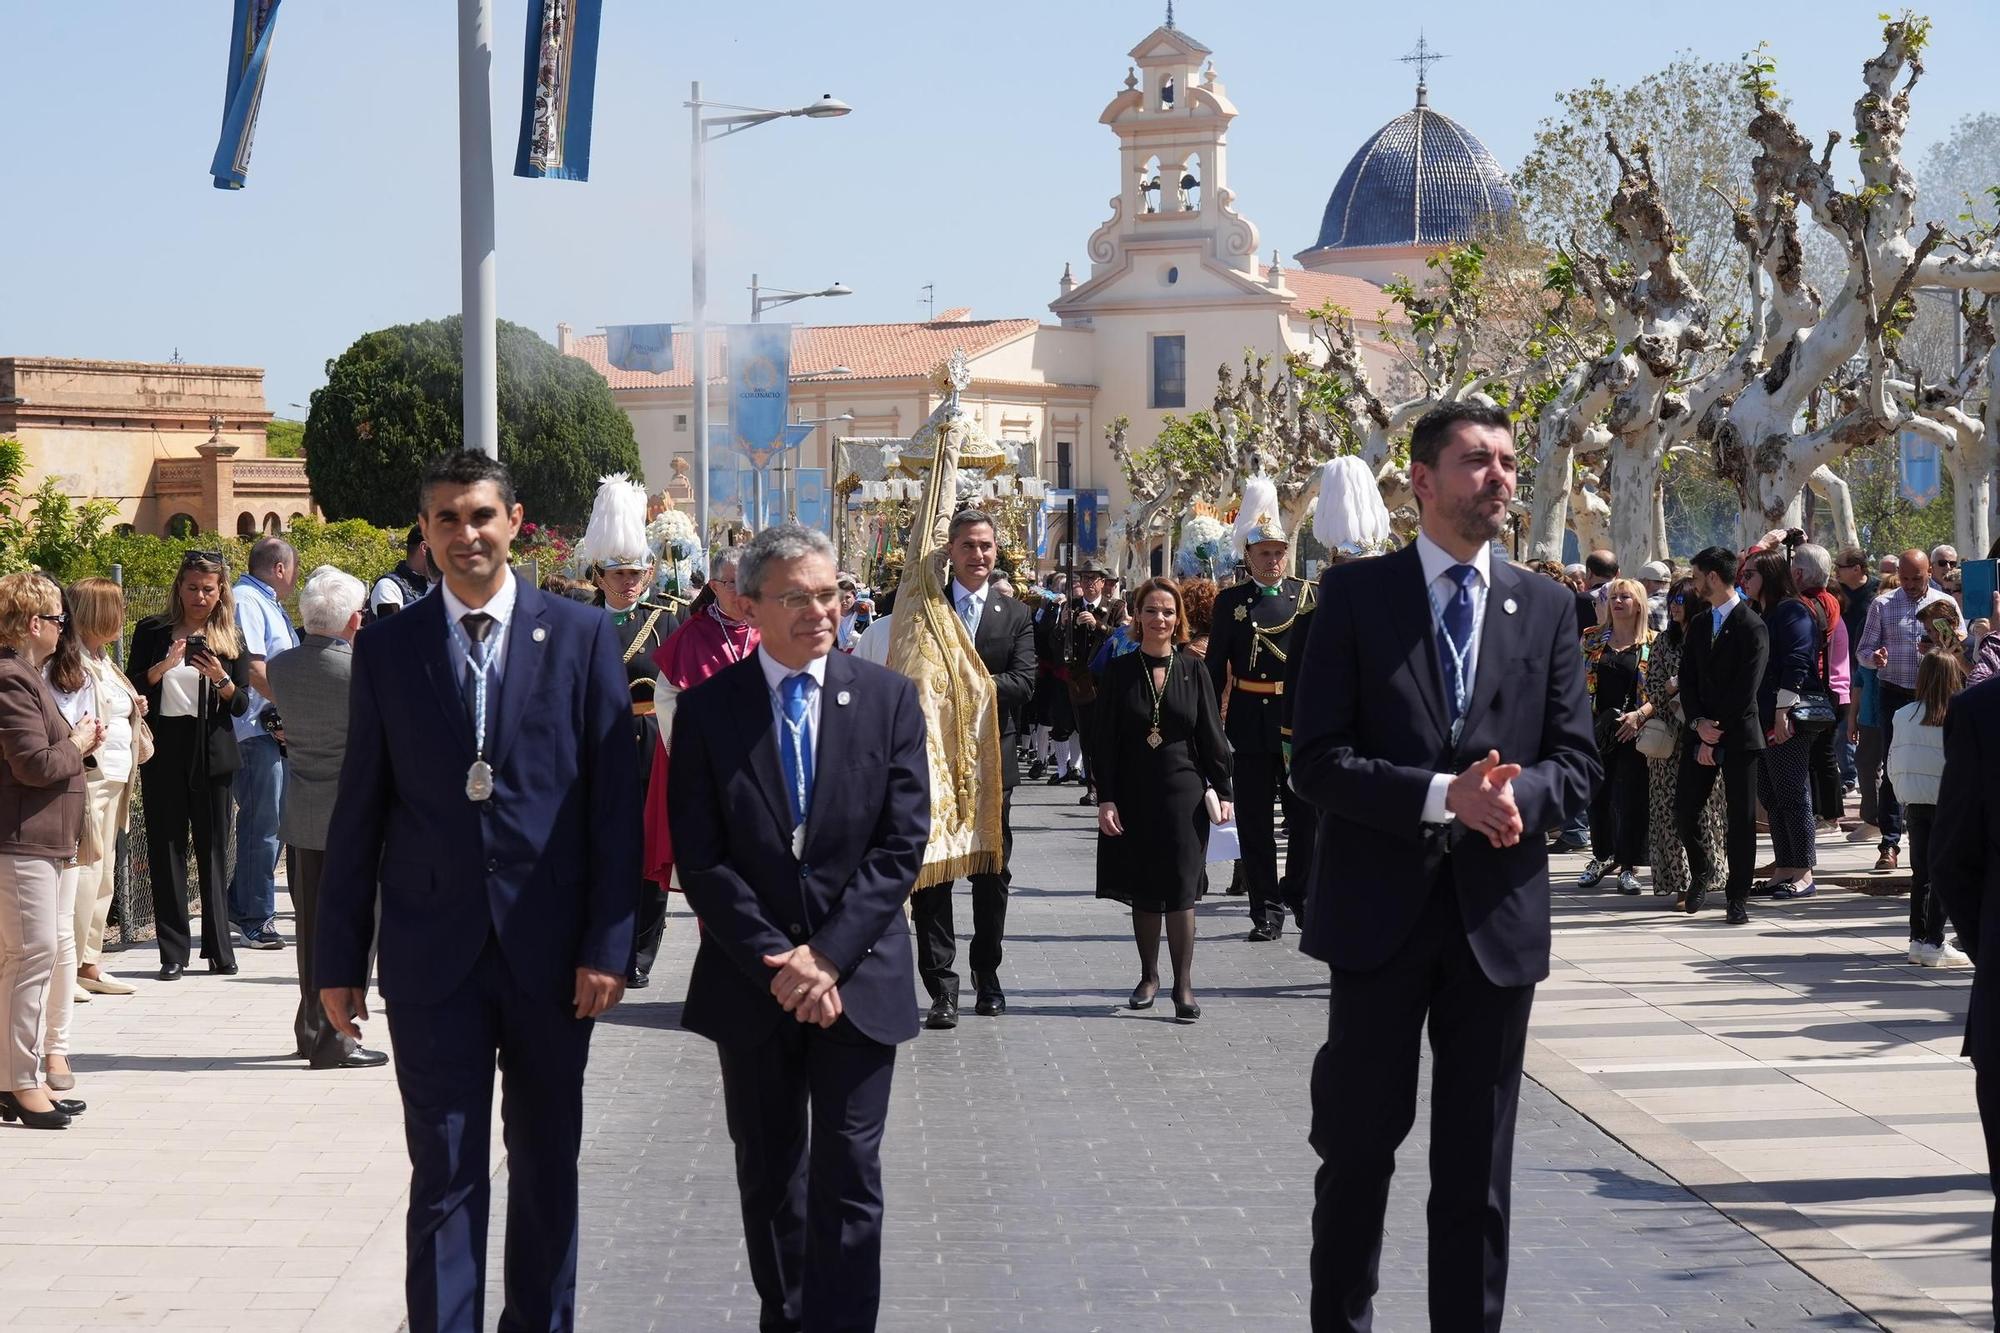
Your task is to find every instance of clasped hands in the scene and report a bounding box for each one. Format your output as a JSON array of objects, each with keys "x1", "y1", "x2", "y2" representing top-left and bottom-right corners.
[
  {"x1": 763, "y1": 945, "x2": 843, "y2": 1028},
  {"x1": 1445, "y1": 750, "x2": 1524, "y2": 848},
  {"x1": 1695, "y1": 718, "x2": 1722, "y2": 768}
]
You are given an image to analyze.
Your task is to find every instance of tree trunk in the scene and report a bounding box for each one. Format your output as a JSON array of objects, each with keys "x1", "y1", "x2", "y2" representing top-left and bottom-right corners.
[
  {"x1": 1526, "y1": 444, "x2": 1573, "y2": 562},
  {"x1": 1808, "y1": 466, "x2": 1859, "y2": 554},
  {"x1": 1948, "y1": 448, "x2": 1992, "y2": 558},
  {"x1": 1652, "y1": 487, "x2": 1669, "y2": 563},
  {"x1": 1572, "y1": 481, "x2": 1611, "y2": 556},
  {"x1": 1605, "y1": 443, "x2": 1654, "y2": 572}
]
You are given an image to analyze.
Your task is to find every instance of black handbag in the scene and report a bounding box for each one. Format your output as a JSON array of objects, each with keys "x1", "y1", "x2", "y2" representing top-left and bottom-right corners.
[{"x1": 1790, "y1": 596, "x2": 1838, "y2": 732}]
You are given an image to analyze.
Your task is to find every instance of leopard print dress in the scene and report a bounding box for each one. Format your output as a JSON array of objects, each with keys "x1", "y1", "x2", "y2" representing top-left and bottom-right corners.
[{"x1": 1644, "y1": 632, "x2": 1726, "y2": 897}]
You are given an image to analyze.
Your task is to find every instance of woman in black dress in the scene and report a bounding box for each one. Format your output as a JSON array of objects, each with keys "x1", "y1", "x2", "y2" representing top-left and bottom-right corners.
[
  {"x1": 1577, "y1": 577, "x2": 1652, "y2": 894},
  {"x1": 1096, "y1": 577, "x2": 1232, "y2": 1022}
]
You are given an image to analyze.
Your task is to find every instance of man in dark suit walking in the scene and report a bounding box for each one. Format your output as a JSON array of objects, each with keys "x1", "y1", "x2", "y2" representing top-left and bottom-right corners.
[
  {"x1": 1289, "y1": 402, "x2": 1597, "y2": 1332},
  {"x1": 911, "y1": 509, "x2": 1034, "y2": 1028},
  {"x1": 1930, "y1": 672, "x2": 2000, "y2": 1316},
  {"x1": 1676, "y1": 544, "x2": 1770, "y2": 924},
  {"x1": 317, "y1": 451, "x2": 639, "y2": 1333},
  {"x1": 670, "y1": 523, "x2": 929, "y2": 1333}
]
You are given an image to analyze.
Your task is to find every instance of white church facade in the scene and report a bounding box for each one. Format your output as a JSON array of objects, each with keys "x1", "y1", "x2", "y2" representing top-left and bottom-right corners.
[{"x1": 565, "y1": 18, "x2": 1513, "y2": 573}]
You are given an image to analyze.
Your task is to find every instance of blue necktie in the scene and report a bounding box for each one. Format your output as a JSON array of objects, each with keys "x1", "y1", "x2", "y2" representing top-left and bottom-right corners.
[
  {"x1": 959, "y1": 591, "x2": 979, "y2": 635},
  {"x1": 1438, "y1": 564, "x2": 1477, "y2": 725},
  {"x1": 780, "y1": 672, "x2": 816, "y2": 827}
]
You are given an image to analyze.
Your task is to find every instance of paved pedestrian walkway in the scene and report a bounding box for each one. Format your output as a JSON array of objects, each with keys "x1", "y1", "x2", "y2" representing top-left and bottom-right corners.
[
  {"x1": 1547, "y1": 837, "x2": 1991, "y2": 1329},
  {"x1": 2, "y1": 782, "x2": 1977, "y2": 1330}
]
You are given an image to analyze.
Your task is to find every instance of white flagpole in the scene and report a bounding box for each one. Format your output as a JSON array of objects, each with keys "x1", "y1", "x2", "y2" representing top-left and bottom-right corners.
[{"x1": 458, "y1": 0, "x2": 499, "y2": 459}]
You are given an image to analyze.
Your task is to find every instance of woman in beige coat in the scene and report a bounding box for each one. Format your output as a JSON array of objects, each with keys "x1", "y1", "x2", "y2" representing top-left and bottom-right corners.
[{"x1": 66, "y1": 578, "x2": 145, "y2": 1002}]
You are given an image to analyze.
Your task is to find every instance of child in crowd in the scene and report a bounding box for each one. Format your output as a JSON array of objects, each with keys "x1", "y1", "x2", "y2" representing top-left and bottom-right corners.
[{"x1": 1887, "y1": 645, "x2": 1970, "y2": 966}]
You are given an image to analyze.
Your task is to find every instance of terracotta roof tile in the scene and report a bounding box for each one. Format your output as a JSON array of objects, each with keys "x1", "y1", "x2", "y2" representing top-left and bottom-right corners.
[
  {"x1": 569, "y1": 316, "x2": 1039, "y2": 390},
  {"x1": 1267, "y1": 266, "x2": 1390, "y2": 319}
]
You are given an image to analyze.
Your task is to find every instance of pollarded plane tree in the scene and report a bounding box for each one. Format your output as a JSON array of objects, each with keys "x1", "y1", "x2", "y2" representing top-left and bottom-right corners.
[
  {"x1": 1695, "y1": 15, "x2": 1952, "y2": 545},
  {"x1": 1890, "y1": 291, "x2": 1997, "y2": 554}
]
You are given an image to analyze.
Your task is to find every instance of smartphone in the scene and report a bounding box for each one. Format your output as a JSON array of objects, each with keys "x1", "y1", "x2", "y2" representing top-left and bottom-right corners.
[{"x1": 185, "y1": 634, "x2": 210, "y2": 662}]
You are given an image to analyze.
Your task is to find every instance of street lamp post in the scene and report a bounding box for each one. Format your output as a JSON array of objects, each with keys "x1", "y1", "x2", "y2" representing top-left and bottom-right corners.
[
  {"x1": 688, "y1": 84, "x2": 851, "y2": 556},
  {"x1": 751, "y1": 275, "x2": 852, "y2": 323},
  {"x1": 458, "y1": 0, "x2": 498, "y2": 459}
]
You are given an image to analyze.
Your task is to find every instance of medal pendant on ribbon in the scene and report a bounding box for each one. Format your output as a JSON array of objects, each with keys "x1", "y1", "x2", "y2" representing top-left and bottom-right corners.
[
  {"x1": 1146, "y1": 728, "x2": 1163, "y2": 749},
  {"x1": 466, "y1": 760, "x2": 494, "y2": 802}
]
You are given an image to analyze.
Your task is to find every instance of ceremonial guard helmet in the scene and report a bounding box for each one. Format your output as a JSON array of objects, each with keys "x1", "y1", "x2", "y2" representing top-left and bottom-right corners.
[
  {"x1": 1232, "y1": 476, "x2": 1290, "y2": 554},
  {"x1": 577, "y1": 473, "x2": 654, "y2": 573}
]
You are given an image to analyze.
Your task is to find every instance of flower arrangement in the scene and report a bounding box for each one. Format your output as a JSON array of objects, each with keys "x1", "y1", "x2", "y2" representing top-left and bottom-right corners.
[
  {"x1": 1174, "y1": 514, "x2": 1231, "y2": 579},
  {"x1": 646, "y1": 507, "x2": 701, "y2": 594}
]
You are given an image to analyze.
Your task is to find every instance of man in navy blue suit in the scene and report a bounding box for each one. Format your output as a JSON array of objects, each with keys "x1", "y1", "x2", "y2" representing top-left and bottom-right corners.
[
  {"x1": 317, "y1": 451, "x2": 639, "y2": 1333},
  {"x1": 1289, "y1": 402, "x2": 1597, "y2": 1332},
  {"x1": 669, "y1": 523, "x2": 929, "y2": 1333}
]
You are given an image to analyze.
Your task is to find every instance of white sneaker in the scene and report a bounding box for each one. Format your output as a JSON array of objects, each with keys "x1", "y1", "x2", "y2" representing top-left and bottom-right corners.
[
  {"x1": 1911, "y1": 940, "x2": 1972, "y2": 967},
  {"x1": 1847, "y1": 824, "x2": 1881, "y2": 843}
]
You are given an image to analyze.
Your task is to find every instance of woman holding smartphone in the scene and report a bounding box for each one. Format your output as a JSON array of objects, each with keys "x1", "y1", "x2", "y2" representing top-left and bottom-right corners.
[{"x1": 128, "y1": 552, "x2": 250, "y2": 980}]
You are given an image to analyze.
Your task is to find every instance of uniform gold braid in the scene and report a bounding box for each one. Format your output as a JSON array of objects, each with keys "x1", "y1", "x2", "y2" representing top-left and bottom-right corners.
[{"x1": 1246, "y1": 579, "x2": 1313, "y2": 671}]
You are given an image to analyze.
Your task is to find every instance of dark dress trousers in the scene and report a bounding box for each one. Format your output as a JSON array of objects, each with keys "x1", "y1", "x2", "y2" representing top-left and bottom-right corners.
[
  {"x1": 911, "y1": 588, "x2": 1034, "y2": 1000},
  {"x1": 1674, "y1": 600, "x2": 1769, "y2": 906},
  {"x1": 1206, "y1": 575, "x2": 1314, "y2": 933},
  {"x1": 316, "y1": 577, "x2": 640, "y2": 1333},
  {"x1": 128, "y1": 615, "x2": 250, "y2": 970},
  {"x1": 669, "y1": 650, "x2": 929, "y2": 1333},
  {"x1": 1289, "y1": 546, "x2": 1596, "y2": 1333}
]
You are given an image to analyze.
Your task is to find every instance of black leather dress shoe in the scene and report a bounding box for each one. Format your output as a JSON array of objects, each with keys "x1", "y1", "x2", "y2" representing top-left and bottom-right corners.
[
  {"x1": 625, "y1": 969, "x2": 651, "y2": 990},
  {"x1": 311, "y1": 1046, "x2": 389, "y2": 1071},
  {"x1": 206, "y1": 959, "x2": 239, "y2": 975},
  {"x1": 156, "y1": 962, "x2": 184, "y2": 982},
  {"x1": 53, "y1": 1098, "x2": 85, "y2": 1115},
  {"x1": 1725, "y1": 901, "x2": 1751, "y2": 925},
  {"x1": 1246, "y1": 922, "x2": 1282, "y2": 943},
  {"x1": 973, "y1": 981, "x2": 1007, "y2": 1017},
  {"x1": 924, "y1": 995, "x2": 959, "y2": 1030},
  {"x1": 1683, "y1": 881, "x2": 1708, "y2": 915}
]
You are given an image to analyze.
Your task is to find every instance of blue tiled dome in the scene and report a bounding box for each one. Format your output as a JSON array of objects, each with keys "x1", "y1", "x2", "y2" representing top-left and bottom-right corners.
[{"x1": 1312, "y1": 92, "x2": 1516, "y2": 251}]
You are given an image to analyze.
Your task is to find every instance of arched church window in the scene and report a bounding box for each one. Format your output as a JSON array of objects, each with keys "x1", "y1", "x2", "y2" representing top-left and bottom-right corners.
[
  {"x1": 1139, "y1": 156, "x2": 1162, "y2": 213},
  {"x1": 1178, "y1": 153, "x2": 1202, "y2": 212},
  {"x1": 237, "y1": 513, "x2": 257, "y2": 537},
  {"x1": 262, "y1": 512, "x2": 282, "y2": 535},
  {"x1": 166, "y1": 513, "x2": 197, "y2": 539}
]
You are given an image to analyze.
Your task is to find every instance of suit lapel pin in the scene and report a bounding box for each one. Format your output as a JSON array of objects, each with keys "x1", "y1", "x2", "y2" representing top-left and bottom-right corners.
[
  {"x1": 836, "y1": 690, "x2": 851, "y2": 707},
  {"x1": 533, "y1": 626, "x2": 548, "y2": 642},
  {"x1": 1502, "y1": 598, "x2": 1518, "y2": 615}
]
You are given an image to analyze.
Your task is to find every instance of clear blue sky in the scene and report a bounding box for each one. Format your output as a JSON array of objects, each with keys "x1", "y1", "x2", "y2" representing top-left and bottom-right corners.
[{"x1": 7, "y1": 1, "x2": 1998, "y2": 418}]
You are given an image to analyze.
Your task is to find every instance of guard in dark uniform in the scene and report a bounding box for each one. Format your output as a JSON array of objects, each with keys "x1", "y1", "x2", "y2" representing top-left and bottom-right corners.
[
  {"x1": 1062, "y1": 566, "x2": 1112, "y2": 801},
  {"x1": 577, "y1": 475, "x2": 683, "y2": 987},
  {"x1": 1206, "y1": 478, "x2": 1313, "y2": 941}
]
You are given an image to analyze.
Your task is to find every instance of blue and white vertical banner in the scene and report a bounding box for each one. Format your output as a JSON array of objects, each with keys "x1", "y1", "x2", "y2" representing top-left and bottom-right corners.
[
  {"x1": 210, "y1": 0, "x2": 284, "y2": 189},
  {"x1": 794, "y1": 469, "x2": 829, "y2": 532},
  {"x1": 514, "y1": 0, "x2": 603, "y2": 181},
  {"x1": 1899, "y1": 429, "x2": 1942, "y2": 506},
  {"x1": 727, "y1": 324, "x2": 793, "y2": 468}
]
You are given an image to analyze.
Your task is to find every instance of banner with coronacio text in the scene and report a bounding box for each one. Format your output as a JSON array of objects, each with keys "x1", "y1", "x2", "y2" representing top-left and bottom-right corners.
[{"x1": 728, "y1": 324, "x2": 793, "y2": 470}]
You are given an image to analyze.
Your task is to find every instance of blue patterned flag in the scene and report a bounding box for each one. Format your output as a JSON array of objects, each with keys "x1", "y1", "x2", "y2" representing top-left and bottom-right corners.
[
  {"x1": 515, "y1": 0, "x2": 603, "y2": 181},
  {"x1": 210, "y1": 0, "x2": 283, "y2": 189},
  {"x1": 605, "y1": 324, "x2": 674, "y2": 374},
  {"x1": 728, "y1": 324, "x2": 794, "y2": 469}
]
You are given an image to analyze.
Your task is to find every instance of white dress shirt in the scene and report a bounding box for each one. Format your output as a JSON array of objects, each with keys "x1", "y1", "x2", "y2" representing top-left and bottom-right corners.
[
  {"x1": 852, "y1": 614, "x2": 894, "y2": 667},
  {"x1": 951, "y1": 579, "x2": 990, "y2": 636},
  {"x1": 757, "y1": 646, "x2": 827, "y2": 775},
  {"x1": 438, "y1": 572, "x2": 520, "y2": 687},
  {"x1": 1415, "y1": 530, "x2": 1493, "y2": 826}
]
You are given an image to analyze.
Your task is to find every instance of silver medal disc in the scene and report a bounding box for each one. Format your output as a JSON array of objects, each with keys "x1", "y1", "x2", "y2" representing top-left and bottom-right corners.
[{"x1": 466, "y1": 759, "x2": 494, "y2": 802}]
